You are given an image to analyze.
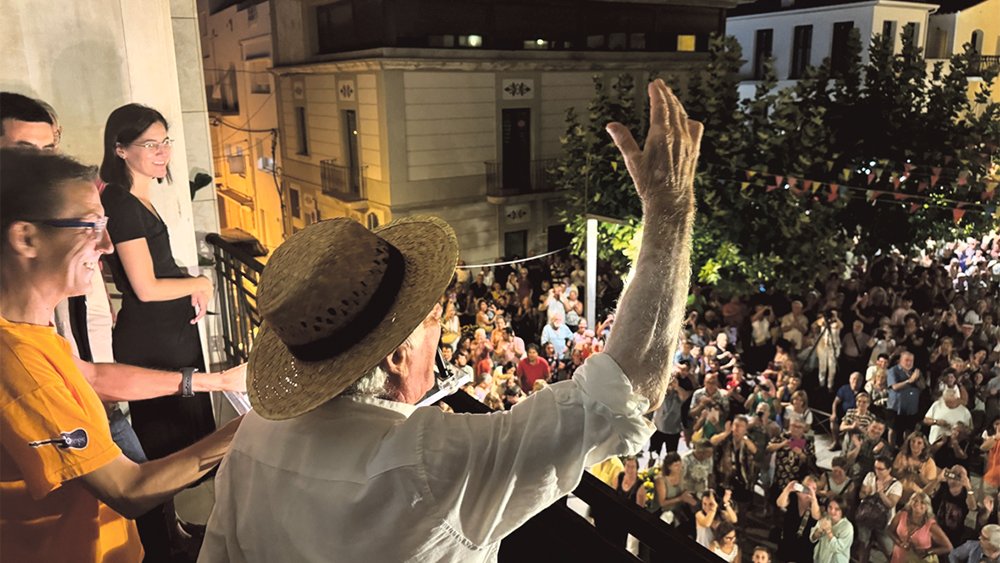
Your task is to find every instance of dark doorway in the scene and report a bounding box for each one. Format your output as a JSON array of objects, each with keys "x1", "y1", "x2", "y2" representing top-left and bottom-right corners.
[
  {"x1": 547, "y1": 224, "x2": 572, "y2": 252},
  {"x1": 504, "y1": 230, "x2": 527, "y2": 259},
  {"x1": 502, "y1": 108, "x2": 531, "y2": 192},
  {"x1": 344, "y1": 109, "x2": 361, "y2": 195}
]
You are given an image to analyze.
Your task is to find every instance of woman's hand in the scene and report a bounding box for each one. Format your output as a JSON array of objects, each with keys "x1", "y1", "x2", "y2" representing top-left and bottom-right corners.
[{"x1": 191, "y1": 290, "x2": 210, "y2": 324}]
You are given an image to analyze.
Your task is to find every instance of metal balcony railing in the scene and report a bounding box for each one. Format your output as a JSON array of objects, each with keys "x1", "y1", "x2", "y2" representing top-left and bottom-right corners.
[
  {"x1": 972, "y1": 54, "x2": 1000, "y2": 76},
  {"x1": 320, "y1": 159, "x2": 366, "y2": 202},
  {"x1": 484, "y1": 158, "x2": 557, "y2": 197},
  {"x1": 206, "y1": 233, "x2": 264, "y2": 365}
]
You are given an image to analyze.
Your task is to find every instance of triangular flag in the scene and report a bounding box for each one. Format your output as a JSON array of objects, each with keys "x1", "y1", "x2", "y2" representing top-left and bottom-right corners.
[
  {"x1": 841, "y1": 168, "x2": 852, "y2": 182},
  {"x1": 930, "y1": 173, "x2": 940, "y2": 187},
  {"x1": 909, "y1": 202, "x2": 920, "y2": 214},
  {"x1": 918, "y1": 181, "x2": 928, "y2": 192},
  {"x1": 774, "y1": 175, "x2": 784, "y2": 186},
  {"x1": 893, "y1": 192, "x2": 908, "y2": 201},
  {"x1": 957, "y1": 170, "x2": 969, "y2": 186},
  {"x1": 827, "y1": 184, "x2": 840, "y2": 203},
  {"x1": 987, "y1": 181, "x2": 998, "y2": 193},
  {"x1": 931, "y1": 166, "x2": 942, "y2": 177},
  {"x1": 788, "y1": 176, "x2": 798, "y2": 189},
  {"x1": 873, "y1": 168, "x2": 884, "y2": 180},
  {"x1": 766, "y1": 184, "x2": 780, "y2": 192},
  {"x1": 891, "y1": 173, "x2": 901, "y2": 190},
  {"x1": 904, "y1": 162, "x2": 914, "y2": 174},
  {"x1": 866, "y1": 189, "x2": 878, "y2": 202},
  {"x1": 741, "y1": 181, "x2": 750, "y2": 191},
  {"x1": 804, "y1": 180, "x2": 816, "y2": 193},
  {"x1": 826, "y1": 160, "x2": 835, "y2": 172},
  {"x1": 953, "y1": 207, "x2": 965, "y2": 223},
  {"x1": 746, "y1": 170, "x2": 757, "y2": 179}
]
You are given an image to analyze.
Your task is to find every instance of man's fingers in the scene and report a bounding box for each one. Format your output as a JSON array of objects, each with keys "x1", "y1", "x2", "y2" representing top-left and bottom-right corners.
[
  {"x1": 663, "y1": 84, "x2": 689, "y2": 147},
  {"x1": 688, "y1": 119, "x2": 704, "y2": 150},
  {"x1": 648, "y1": 80, "x2": 668, "y2": 131},
  {"x1": 606, "y1": 122, "x2": 641, "y2": 178}
]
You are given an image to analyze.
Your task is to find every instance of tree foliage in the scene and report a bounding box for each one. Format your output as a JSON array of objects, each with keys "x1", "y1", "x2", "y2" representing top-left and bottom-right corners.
[{"x1": 553, "y1": 30, "x2": 999, "y2": 296}]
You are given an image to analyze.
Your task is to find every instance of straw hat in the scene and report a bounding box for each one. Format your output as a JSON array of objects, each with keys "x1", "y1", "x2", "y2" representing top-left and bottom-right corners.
[{"x1": 247, "y1": 216, "x2": 459, "y2": 420}]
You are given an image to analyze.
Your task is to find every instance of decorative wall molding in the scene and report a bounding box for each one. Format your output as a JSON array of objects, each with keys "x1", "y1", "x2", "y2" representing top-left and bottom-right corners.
[{"x1": 502, "y1": 78, "x2": 534, "y2": 99}]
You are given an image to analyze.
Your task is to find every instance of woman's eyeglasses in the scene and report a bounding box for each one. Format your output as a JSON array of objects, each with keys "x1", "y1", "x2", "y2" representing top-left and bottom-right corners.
[
  {"x1": 131, "y1": 138, "x2": 174, "y2": 151},
  {"x1": 31, "y1": 216, "x2": 109, "y2": 238}
]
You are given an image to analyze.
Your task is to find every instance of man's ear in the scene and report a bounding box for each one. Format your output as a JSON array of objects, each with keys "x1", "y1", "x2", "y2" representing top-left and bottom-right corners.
[
  {"x1": 6, "y1": 222, "x2": 41, "y2": 259},
  {"x1": 384, "y1": 344, "x2": 411, "y2": 380}
]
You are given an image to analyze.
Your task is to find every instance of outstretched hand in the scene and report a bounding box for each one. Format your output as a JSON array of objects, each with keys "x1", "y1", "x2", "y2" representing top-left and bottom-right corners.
[{"x1": 606, "y1": 79, "x2": 703, "y2": 215}]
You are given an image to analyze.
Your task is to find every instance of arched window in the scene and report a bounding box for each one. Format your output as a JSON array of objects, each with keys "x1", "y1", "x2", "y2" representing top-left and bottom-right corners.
[
  {"x1": 970, "y1": 30, "x2": 984, "y2": 54},
  {"x1": 366, "y1": 212, "x2": 380, "y2": 230}
]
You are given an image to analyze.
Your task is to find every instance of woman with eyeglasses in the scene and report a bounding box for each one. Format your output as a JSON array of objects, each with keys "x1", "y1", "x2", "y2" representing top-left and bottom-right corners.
[
  {"x1": 855, "y1": 455, "x2": 902, "y2": 563},
  {"x1": 99, "y1": 104, "x2": 217, "y2": 561},
  {"x1": 810, "y1": 496, "x2": 854, "y2": 563},
  {"x1": 708, "y1": 521, "x2": 739, "y2": 562},
  {"x1": 0, "y1": 148, "x2": 240, "y2": 563}
]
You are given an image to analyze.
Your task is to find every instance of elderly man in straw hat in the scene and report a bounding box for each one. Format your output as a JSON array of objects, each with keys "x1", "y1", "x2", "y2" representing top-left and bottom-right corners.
[{"x1": 199, "y1": 79, "x2": 703, "y2": 562}]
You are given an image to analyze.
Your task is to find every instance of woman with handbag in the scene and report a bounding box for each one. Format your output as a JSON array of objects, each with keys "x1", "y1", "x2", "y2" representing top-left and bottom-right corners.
[
  {"x1": 855, "y1": 456, "x2": 903, "y2": 563},
  {"x1": 887, "y1": 492, "x2": 953, "y2": 563},
  {"x1": 893, "y1": 432, "x2": 939, "y2": 506}
]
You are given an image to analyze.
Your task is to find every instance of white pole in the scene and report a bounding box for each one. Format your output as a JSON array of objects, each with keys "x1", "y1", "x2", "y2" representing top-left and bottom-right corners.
[{"x1": 586, "y1": 217, "x2": 597, "y2": 329}]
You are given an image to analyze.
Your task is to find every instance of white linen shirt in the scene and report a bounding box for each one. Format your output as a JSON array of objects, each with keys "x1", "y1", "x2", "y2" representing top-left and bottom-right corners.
[{"x1": 199, "y1": 353, "x2": 653, "y2": 563}]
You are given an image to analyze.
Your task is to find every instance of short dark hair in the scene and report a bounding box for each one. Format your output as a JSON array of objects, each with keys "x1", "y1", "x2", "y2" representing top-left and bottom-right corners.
[
  {"x1": 526, "y1": 343, "x2": 540, "y2": 353},
  {"x1": 99, "y1": 103, "x2": 171, "y2": 188},
  {"x1": 1, "y1": 148, "x2": 96, "y2": 240},
  {"x1": 0, "y1": 92, "x2": 53, "y2": 135}
]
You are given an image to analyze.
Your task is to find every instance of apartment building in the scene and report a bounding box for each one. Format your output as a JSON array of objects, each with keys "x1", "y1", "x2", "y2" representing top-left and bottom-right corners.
[{"x1": 267, "y1": 0, "x2": 743, "y2": 263}]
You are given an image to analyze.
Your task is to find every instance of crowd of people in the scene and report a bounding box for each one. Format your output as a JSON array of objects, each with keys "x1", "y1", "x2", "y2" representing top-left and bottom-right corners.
[{"x1": 439, "y1": 235, "x2": 1000, "y2": 563}]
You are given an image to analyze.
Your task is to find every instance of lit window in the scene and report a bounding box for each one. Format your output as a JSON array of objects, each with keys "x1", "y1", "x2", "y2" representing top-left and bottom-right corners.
[
  {"x1": 677, "y1": 35, "x2": 696, "y2": 52},
  {"x1": 458, "y1": 35, "x2": 483, "y2": 48},
  {"x1": 523, "y1": 39, "x2": 550, "y2": 50}
]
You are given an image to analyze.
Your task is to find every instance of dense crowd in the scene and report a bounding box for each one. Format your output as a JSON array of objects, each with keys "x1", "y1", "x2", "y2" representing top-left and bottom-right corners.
[{"x1": 438, "y1": 235, "x2": 1000, "y2": 563}]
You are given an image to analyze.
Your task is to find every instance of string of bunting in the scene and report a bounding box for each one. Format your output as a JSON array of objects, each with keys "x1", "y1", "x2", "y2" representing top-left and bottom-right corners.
[{"x1": 717, "y1": 160, "x2": 999, "y2": 224}]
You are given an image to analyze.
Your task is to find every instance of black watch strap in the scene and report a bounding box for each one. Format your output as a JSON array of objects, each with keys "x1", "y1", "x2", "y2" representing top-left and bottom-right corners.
[{"x1": 181, "y1": 367, "x2": 197, "y2": 397}]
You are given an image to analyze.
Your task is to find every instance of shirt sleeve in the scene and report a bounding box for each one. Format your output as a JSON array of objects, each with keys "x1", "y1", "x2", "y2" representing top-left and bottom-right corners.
[
  {"x1": 103, "y1": 185, "x2": 148, "y2": 244},
  {"x1": 414, "y1": 352, "x2": 653, "y2": 547},
  {"x1": 0, "y1": 357, "x2": 121, "y2": 499}
]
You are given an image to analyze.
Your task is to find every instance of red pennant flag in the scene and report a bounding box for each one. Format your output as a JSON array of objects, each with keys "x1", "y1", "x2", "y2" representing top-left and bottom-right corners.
[
  {"x1": 774, "y1": 175, "x2": 784, "y2": 186},
  {"x1": 918, "y1": 181, "x2": 928, "y2": 192},
  {"x1": 893, "y1": 192, "x2": 908, "y2": 201},
  {"x1": 788, "y1": 176, "x2": 798, "y2": 189},
  {"x1": 767, "y1": 183, "x2": 779, "y2": 192},
  {"x1": 867, "y1": 172, "x2": 876, "y2": 185},
  {"x1": 827, "y1": 184, "x2": 839, "y2": 202},
  {"x1": 932, "y1": 166, "x2": 942, "y2": 177},
  {"x1": 953, "y1": 207, "x2": 966, "y2": 223},
  {"x1": 909, "y1": 203, "x2": 920, "y2": 214},
  {"x1": 803, "y1": 179, "x2": 814, "y2": 192},
  {"x1": 891, "y1": 174, "x2": 901, "y2": 190},
  {"x1": 957, "y1": 170, "x2": 969, "y2": 186}
]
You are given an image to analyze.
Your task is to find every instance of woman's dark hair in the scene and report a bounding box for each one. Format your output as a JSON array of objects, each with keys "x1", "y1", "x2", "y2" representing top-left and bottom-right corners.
[
  {"x1": 99, "y1": 103, "x2": 171, "y2": 188},
  {"x1": 1, "y1": 148, "x2": 96, "y2": 239},
  {"x1": 661, "y1": 452, "x2": 682, "y2": 474}
]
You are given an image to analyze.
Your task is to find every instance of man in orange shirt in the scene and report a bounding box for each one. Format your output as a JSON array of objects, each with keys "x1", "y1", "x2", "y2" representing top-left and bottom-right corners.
[{"x1": 0, "y1": 148, "x2": 241, "y2": 562}]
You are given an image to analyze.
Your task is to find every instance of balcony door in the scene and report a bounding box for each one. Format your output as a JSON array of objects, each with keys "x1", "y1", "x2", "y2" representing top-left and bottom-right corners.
[{"x1": 502, "y1": 108, "x2": 531, "y2": 191}]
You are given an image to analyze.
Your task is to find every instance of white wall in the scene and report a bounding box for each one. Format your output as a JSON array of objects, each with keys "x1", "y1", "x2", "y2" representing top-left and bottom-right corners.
[
  {"x1": 403, "y1": 72, "x2": 497, "y2": 181},
  {"x1": 727, "y1": 1, "x2": 935, "y2": 80},
  {"x1": 0, "y1": 0, "x2": 205, "y2": 268},
  {"x1": 539, "y1": 72, "x2": 598, "y2": 159}
]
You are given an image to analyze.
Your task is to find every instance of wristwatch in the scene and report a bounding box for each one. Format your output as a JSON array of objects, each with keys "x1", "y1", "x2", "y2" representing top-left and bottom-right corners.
[{"x1": 181, "y1": 367, "x2": 197, "y2": 397}]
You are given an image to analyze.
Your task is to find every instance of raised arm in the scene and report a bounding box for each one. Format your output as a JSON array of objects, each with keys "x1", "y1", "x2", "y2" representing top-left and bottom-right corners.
[{"x1": 603, "y1": 80, "x2": 703, "y2": 412}]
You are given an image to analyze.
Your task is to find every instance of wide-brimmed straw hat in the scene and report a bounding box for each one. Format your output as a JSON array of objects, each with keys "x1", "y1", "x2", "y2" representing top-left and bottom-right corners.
[{"x1": 247, "y1": 216, "x2": 459, "y2": 420}]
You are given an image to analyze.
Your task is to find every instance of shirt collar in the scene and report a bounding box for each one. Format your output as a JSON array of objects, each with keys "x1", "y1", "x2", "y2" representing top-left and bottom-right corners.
[{"x1": 330, "y1": 394, "x2": 420, "y2": 417}]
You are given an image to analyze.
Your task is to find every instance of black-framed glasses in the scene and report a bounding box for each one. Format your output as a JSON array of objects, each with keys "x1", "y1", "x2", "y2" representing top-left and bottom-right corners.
[
  {"x1": 131, "y1": 138, "x2": 174, "y2": 151},
  {"x1": 31, "y1": 216, "x2": 109, "y2": 238}
]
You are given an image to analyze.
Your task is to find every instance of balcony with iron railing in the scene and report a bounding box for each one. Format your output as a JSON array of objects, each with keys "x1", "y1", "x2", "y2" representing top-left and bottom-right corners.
[
  {"x1": 484, "y1": 158, "x2": 558, "y2": 198},
  {"x1": 972, "y1": 54, "x2": 1000, "y2": 77},
  {"x1": 320, "y1": 159, "x2": 367, "y2": 202},
  {"x1": 204, "y1": 231, "x2": 717, "y2": 563}
]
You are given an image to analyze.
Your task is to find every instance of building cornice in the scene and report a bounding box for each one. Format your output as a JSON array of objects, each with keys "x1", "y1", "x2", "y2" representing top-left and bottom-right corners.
[
  {"x1": 728, "y1": 0, "x2": 939, "y2": 21},
  {"x1": 270, "y1": 48, "x2": 709, "y2": 75}
]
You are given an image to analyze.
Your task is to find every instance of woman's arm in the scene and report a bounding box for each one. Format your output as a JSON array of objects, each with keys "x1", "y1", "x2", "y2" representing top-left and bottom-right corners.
[
  {"x1": 926, "y1": 522, "x2": 953, "y2": 556},
  {"x1": 695, "y1": 506, "x2": 717, "y2": 527},
  {"x1": 115, "y1": 238, "x2": 211, "y2": 302}
]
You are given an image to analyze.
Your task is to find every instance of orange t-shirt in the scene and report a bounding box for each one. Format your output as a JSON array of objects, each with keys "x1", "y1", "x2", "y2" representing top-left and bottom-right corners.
[{"x1": 0, "y1": 316, "x2": 143, "y2": 562}]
